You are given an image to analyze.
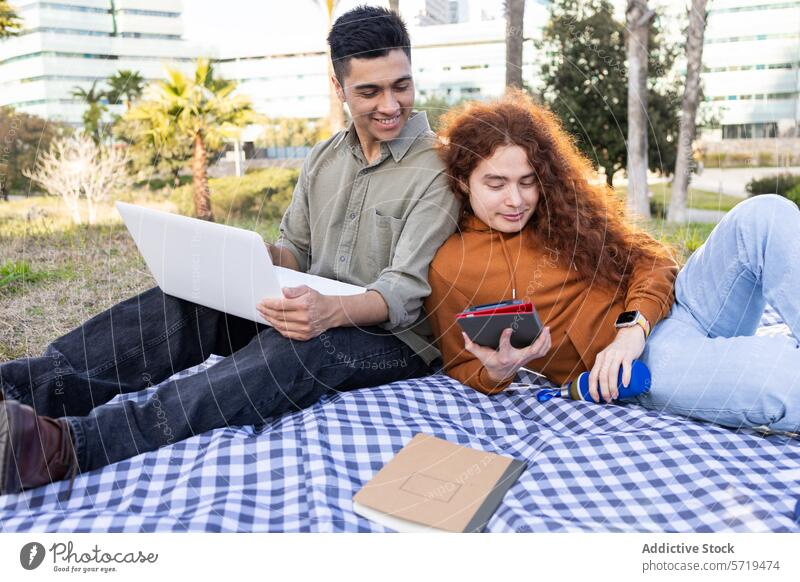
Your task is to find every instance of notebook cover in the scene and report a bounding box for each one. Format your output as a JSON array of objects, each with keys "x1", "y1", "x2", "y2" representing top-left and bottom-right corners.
[
  {"x1": 352, "y1": 433, "x2": 526, "y2": 533},
  {"x1": 456, "y1": 310, "x2": 543, "y2": 349}
]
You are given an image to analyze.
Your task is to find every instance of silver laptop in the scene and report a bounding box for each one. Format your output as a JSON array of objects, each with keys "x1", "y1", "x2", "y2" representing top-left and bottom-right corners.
[{"x1": 116, "y1": 202, "x2": 365, "y2": 325}]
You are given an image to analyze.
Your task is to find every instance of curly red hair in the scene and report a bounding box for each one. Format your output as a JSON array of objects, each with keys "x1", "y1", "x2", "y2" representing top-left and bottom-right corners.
[{"x1": 436, "y1": 90, "x2": 674, "y2": 292}]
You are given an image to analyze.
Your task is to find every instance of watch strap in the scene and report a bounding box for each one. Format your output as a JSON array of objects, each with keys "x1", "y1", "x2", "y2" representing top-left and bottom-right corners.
[{"x1": 636, "y1": 314, "x2": 651, "y2": 338}]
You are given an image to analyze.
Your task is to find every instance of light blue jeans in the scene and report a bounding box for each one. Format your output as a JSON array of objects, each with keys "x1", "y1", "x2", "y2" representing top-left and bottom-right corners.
[{"x1": 633, "y1": 194, "x2": 800, "y2": 432}]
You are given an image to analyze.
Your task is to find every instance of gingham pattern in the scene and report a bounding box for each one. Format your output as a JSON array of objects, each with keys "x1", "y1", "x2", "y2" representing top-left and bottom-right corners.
[{"x1": 1, "y1": 307, "x2": 798, "y2": 532}]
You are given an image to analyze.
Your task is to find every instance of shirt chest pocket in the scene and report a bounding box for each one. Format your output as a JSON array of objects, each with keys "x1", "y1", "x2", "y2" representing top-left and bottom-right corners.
[{"x1": 362, "y1": 208, "x2": 405, "y2": 273}]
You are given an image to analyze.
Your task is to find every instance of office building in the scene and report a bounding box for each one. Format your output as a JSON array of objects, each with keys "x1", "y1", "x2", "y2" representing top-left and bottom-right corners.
[
  {"x1": 0, "y1": 0, "x2": 200, "y2": 126},
  {"x1": 701, "y1": 0, "x2": 800, "y2": 140}
]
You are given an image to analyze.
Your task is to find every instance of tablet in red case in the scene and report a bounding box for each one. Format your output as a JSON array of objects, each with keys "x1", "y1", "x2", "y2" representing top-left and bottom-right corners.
[{"x1": 456, "y1": 301, "x2": 543, "y2": 350}]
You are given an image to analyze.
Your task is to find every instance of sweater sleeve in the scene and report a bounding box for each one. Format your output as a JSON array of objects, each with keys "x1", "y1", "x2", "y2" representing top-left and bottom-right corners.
[
  {"x1": 624, "y1": 252, "x2": 679, "y2": 330},
  {"x1": 425, "y1": 264, "x2": 515, "y2": 395}
]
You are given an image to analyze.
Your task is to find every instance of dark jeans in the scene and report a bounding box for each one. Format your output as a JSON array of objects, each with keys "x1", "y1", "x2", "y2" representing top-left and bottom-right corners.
[{"x1": 0, "y1": 286, "x2": 433, "y2": 472}]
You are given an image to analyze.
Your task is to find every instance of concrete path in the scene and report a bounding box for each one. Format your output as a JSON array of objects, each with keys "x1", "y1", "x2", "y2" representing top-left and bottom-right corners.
[
  {"x1": 683, "y1": 208, "x2": 727, "y2": 223},
  {"x1": 690, "y1": 166, "x2": 800, "y2": 198}
]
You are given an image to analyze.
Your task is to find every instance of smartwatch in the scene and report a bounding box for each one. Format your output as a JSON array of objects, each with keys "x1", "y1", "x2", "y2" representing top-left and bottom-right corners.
[{"x1": 615, "y1": 310, "x2": 650, "y2": 338}]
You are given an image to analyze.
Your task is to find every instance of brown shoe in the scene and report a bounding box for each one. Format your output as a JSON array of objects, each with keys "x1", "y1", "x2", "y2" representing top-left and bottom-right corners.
[{"x1": 0, "y1": 401, "x2": 78, "y2": 499}]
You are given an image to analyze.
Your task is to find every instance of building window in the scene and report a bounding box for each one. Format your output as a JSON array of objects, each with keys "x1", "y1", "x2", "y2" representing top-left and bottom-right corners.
[
  {"x1": 116, "y1": 9, "x2": 180, "y2": 18},
  {"x1": 709, "y1": 92, "x2": 796, "y2": 102},
  {"x1": 722, "y1": 123, "x2": 778, "y2": 139},
  {"x1": 0, "y1": 51, "x2": 197, "y2": 67},
  {"x1": 710, "y1": 1, "x2": 800, "y2": 14},
  {"x1": 18, "y1": 2, "x2": 109, "y2": 14},
  {"x1": 706, "y1": 32, "x2": 798, "y2": 44},
  {"x1": 18, "y1": 27, "x2": 181, "y2": 40}
]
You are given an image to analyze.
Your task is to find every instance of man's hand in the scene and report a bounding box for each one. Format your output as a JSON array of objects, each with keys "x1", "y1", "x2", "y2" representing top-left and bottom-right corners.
[
  {"x1": 588, "y1": 326, "x2": 646, "y2": 403},
  {"x1": 462, "y1": 327, "x2": 551, "y2": 384},
  {"x1": 256, "y1": 285, "x2": 338, "y2": 341}
]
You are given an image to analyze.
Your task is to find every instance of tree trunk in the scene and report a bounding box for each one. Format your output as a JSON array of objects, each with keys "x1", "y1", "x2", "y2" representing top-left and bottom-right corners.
[
  {"x1": 87, "y1": 197, "x2": 97, "y2": 225},
  {"x1": 388, "y1": 0, "x2": 399, "y2": 13},
  {"x1": 67, "y1": 198, "x2": 82, "y2": 225},
  {"x1": 192, "y1": 132, "x2": 214, "y2": 221},
  {"x1": 505, "y1": 0, "x2": 525, "y2": 90},
  {"x1": 625, "y1": 0, "x2": 653, "y2": 218},
  {"x1": 605, "y1": 167, "x2": 615, "y2": 188},
  {"x1": 668, "y1": 0, "x2": 708, "y2": 223},
  {"x1": 326, "y1": 3, "x2": 346, "y2": 134},
  {"x1": 327, "y1": 58, "x2": 346, "y2": 133}
]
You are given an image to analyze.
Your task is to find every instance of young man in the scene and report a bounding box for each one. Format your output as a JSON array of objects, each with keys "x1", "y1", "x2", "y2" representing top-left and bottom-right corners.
[{"x1": 0, "y1": 6, "x2": 460, "y2": 497}]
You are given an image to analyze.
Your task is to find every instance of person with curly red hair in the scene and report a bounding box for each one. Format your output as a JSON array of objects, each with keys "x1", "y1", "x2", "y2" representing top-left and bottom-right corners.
[{"x1": 426, "y1": 90, "x2": 800, "y2": 432}]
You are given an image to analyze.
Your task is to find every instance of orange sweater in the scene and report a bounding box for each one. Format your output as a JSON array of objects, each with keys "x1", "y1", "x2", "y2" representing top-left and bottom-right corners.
[{"x1": 424, "y1": 213, "x2": 679, "y2": 394}]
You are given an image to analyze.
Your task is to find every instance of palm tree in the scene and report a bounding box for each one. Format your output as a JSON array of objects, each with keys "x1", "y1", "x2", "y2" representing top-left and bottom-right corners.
[
  {"x1": 504, "y1": 0, "x2": 525, "y2": 90},
  {"x1": 106, "y1": 70, "x2": 145, "y2": 110},
  {"x1": 115, "y1": 97, "x2": 193, "y2": 187},
  {"x1": 625, "y1": 0, "x2": 655, "y2": 218},
  {"x1": 141, "y1": 58, "x2": 255, "y2": 221},
  {"x1": 72, "y1": 81, "x2": 108, "y2": 144},
  {"x1": 314, "y1": 0, "x2": 346, "y2": 133},
  {"x1": 668, "y1": 0, "x2": 709, "y2": 223},
  {"x1": 0, "y1": 0, "x2": 22, "y2": 37}
]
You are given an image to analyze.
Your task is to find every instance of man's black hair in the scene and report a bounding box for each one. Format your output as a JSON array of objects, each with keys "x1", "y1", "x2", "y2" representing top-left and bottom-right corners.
[{"x1": 327, "y1": 5, "x2": 411, "y2": 85}]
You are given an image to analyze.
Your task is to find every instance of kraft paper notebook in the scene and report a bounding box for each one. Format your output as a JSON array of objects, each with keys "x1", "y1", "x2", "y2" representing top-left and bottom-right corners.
[{"x1": 352, "y1": 433, "x2": 526, "y2": 532}]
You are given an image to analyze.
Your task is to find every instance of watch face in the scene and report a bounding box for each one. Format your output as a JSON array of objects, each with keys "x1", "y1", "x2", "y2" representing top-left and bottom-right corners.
[{"x1": 616, "y1": 311, "x2": 639, "y2": 325}]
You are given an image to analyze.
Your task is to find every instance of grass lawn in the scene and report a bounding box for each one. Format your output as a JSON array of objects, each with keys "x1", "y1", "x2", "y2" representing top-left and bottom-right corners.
[
  {"x1": 0, "y1": 223, "x2": 155, "y2": 360},
  {"x1": 0, "y1": 193, "x2": 282, "y2": 360},
  {"x1": 615, "y1": 182, "x2": 743, "y2": 212},
  {"x1": 643, "y1": 220, "x2": 716, "y2": 263},
  {"x1": 0, "y1": 192, "x2": 719, "y2": 360}
]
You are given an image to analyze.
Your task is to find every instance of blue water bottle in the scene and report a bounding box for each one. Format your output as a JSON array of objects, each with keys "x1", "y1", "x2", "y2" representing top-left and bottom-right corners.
[{"x1": 536, "y1": 360, "x2": 652, "y2": 403}]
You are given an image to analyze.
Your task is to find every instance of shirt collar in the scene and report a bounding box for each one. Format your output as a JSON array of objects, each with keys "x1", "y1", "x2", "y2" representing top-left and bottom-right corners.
[
  {"x1": 462, "y1": 212, "x2": 492, "y2": 232},
  {"x1": 332, "y1": 111, "x2": 431, "y2": 163}
]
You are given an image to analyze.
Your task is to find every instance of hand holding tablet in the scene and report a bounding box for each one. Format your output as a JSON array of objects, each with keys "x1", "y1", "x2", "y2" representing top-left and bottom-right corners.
[{"x1": 456, "y1": 299, "x2": 544, "y2": 350}]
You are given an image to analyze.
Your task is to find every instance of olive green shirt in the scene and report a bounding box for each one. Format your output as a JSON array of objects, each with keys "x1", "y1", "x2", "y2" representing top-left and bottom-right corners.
[{"x1": 275, "y1": 111, "x2": 461, "y2": 364}]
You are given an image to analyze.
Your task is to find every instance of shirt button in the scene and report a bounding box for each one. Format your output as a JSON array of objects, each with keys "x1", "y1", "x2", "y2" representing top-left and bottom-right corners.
[
  {"x1": 350, "y1": 213, "x2": 356, "y2": 219},
  {"x1": 339, "y1": 256, "x2": 346, "y2": 262}
]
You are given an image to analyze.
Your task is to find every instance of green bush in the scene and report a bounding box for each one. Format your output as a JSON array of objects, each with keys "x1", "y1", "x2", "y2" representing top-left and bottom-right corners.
[
  {"x1": 784, "y1": 184, "x2": 800, "y2": 206},
  {"x1": 699, "y1": 151, "x2": 775, "y2": 169},
  {"x1": 756, "y1": 152, "x2": 775, "y2": 167},
  {"x1": 745, "y1": 173, "x2": 800, "y2": 197},
  {"x1": 171, "y1": 168, "x2": 299, "y2": 222}
]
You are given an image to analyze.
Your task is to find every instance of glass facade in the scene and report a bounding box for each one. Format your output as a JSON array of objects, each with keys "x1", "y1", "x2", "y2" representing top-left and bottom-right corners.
[
  {"x1": 0, "y1": 0, "x2": 196, "y2": 124},
  {"x1": 701, "y1": 0, "x2": 800, "y2": 139},
  {"x1": 722, "y1": 122, "x2": 779, "y2": 139}
]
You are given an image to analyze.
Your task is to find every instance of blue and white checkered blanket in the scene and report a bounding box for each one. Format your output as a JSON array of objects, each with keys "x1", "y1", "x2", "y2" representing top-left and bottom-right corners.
[{"x1": 1, "y1": 307, "x2": 798, "y2": 532}]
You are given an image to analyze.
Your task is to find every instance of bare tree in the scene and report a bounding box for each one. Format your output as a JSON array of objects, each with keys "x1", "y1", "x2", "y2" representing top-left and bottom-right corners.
[
  {"x1": 505, "y1": 0, "x2": 525, "y2": 90},
  {"x1": 626, "y1": 0, "x2": 655, "y2": 218},
  {"x1": 388, "y1": 0, "x2": 399, "y2": 13},
  {"x1": 668, "y1": 0, "x2": 708, "y2": 223},
  {"x1": 24, "y1": 134, "x2": 131, "y2": 225}
]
